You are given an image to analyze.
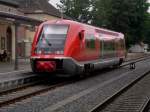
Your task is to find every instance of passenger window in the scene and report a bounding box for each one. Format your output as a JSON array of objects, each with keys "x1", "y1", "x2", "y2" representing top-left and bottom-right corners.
[{"x1": 85, "y1": 34, "x2": 95, "y2": 49}]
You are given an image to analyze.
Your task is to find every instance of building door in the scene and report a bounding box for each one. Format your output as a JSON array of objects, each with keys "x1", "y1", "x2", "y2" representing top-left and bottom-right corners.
[{"x1": 6, "y1": 27, "x2": 12, "y2": 57}]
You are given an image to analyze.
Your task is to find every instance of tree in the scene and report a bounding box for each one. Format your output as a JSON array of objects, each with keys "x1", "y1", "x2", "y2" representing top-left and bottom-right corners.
[
  {"x1": 91, "y1": 0, "x2": 112, "y2": 28},
  {"x1": 59, "y1": 0, "x2": 150, "y2": 47},
  {"x1": 143, "y1": 13, "x2": 150, "y2": 45},
  {"x1": 58, "y1": 0, "x2": 92, "y2": 23},
  {"x1": 92, "y1": 0, "x2": 149, "y2": 47}
]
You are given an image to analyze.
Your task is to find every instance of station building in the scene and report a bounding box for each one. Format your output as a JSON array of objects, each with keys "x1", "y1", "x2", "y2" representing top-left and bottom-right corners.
[
  {"x1": 0, "y1": 0, "x2": 64, "y2": 61},
  {"x1": 0, "y1": 0, "x2": 23, "y2": 60}
]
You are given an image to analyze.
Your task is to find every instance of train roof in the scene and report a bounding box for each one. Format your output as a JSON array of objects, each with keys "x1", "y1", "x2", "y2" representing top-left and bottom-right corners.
[{"x1": 42, "y1": 19, "x2": 124, "y2": 38}]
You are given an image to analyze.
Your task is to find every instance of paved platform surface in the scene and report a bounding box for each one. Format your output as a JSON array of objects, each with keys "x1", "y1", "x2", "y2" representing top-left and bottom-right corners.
[
  {"x1": 0, "y1": 59, "x2": 31, "y2": 73},
  {"x1": 0, "y1": 59, "x2": 37, "y2": 93},
  {"x1": 126, "y1": 52, "x2": 150, "y2": 61}
]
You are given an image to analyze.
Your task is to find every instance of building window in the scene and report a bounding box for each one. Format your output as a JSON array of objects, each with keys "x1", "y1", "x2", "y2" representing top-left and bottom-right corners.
[{"x1": 1, "y1": 37, "x2": 5, "y2": 49}]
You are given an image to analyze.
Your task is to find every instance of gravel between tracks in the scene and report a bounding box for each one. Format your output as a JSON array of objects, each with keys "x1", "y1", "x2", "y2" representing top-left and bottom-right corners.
[
  {"x1": 44, "y1": 59, "x2": 150, "y2": 112},
  {"x1": 0, "y1": 59, "x2": 149, "y2": 112},
  {"x1": 100, "y1": 71, "x2": 150, "y2": 112}
]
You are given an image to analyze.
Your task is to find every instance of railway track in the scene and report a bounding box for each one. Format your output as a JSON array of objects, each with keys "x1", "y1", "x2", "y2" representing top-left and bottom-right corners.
[
  {"x1": 0, "y1": 77, "x2": 74, "y2": 107},
  {"x1": 89, "y1": 74, "x2": 150, "y2": 112},
  {"x1": 91, "y1": 72, "x2": 150, "y2": 112},
  {"x1": 140, "y1": 99, "x2": 150, "y2": 112},
  {"x1": 121, "y1": 55, "x2": 150, "y2": 69},
  {"x1": 89, "y1": 60, "x2": 150, "y2": 112},
  {"x1": 121, "y1": 55, "x2": 150, "y2": 66},
  {"x1": 97, "y1": 69, "x2": 150, "y2": 112},
  {"x1": 0, "y1": 56, "x2": 150, "y2": 110}
]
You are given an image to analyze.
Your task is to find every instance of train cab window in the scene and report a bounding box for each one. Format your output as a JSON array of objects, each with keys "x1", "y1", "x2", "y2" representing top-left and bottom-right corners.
[{"x1": 36, "y1": 25, "x2": 68, "y2": 54}]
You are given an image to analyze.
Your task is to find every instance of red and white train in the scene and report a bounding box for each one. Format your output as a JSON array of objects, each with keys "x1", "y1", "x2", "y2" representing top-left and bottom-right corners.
[{"x1": 30, "y1": 19, "x2": 126, "y2": 76}]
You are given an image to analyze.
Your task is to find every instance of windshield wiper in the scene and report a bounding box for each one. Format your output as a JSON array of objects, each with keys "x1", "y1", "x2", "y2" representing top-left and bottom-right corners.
[{"x1": 42, "y1": 34, "x2": 52, "y2": 47}]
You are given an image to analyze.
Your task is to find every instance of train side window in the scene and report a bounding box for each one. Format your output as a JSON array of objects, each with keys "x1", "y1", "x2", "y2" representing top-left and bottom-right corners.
[
  {"x1": 85, "y1": 34, "x2": 95, "y2": 49},
  {"x1": 103, "y1": 40, "x2": 115, "y2": 58},
  {"x1": 103, "y1": 41, "x2": 115, "y2": 51}
]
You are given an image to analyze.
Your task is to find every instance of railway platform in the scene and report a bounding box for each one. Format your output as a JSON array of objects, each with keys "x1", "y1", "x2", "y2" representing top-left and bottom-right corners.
[
  {"x1": 0, "y1": 58, "x2": 31, "y2": 74},
  {"x1": 0, "y1": 59, "x2": 35, "y2": 93}
]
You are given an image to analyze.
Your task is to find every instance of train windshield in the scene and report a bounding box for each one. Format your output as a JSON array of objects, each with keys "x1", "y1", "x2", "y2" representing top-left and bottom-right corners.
[{"x1": 36, "y1": 24, "x2": 68, "y2": 54}]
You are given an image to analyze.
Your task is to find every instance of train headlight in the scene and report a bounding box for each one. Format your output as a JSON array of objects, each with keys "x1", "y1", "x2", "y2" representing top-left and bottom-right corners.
[
  {"x1": 55, "y1": 51, "x2": 64, "y2": 54},
  {"x1": 35, "y1": 49, "x2": 42, "y2": 54},
  {"x1": 35, "y1": 49, "x2": 63, "y2": 54},
  {"x1": 35, "y1": 50, "x2": 41, "y2": 54}
]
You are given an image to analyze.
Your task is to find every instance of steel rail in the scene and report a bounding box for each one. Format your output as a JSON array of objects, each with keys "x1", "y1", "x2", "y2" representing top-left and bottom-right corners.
[
  {"x1": 125, "y1": 54, "x2": 150, "y2": 62},
  {"x1": 140, "y1": 98, "x2": 150, "y2": 112},
  {"x1": 121, "y1": 55, "x2": 150, "y2": 69},
  {"x1": 0, "y1": 55, "x2": 149, "y2": 108},
  {"x1": 89, "y1": 68, "x2": 150, "y2": 112},
  {"x1": 0, "y1": 79, "x2": 73, "y2": 107}
]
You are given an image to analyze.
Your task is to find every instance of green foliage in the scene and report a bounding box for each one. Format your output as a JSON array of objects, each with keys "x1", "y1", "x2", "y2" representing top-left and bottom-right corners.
[
  {"x1": 59, "y1": 0, "x2": 92, "y2": 23},
  {"x1": 59, "y1": 0, "x2": 150, "y2": 47},
  {"x1": 143, "y1": 13, "x2": 150, "y2": 45},
  {"x1": 91, "y1": 0, "x2": 112, "y2": 27}
]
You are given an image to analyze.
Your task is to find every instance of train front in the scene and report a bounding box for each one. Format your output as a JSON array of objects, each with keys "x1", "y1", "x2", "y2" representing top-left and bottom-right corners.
[{"x1": 30, "y1": 21, "x2": 70, "y2": 74}]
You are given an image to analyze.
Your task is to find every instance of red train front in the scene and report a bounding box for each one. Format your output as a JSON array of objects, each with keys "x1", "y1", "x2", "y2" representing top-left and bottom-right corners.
[{"x1": 30, "y1": 19, "x2": 126, "y2": 76}]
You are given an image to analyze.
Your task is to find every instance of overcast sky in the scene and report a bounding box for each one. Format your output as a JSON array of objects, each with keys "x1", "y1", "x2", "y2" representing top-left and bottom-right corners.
[{"x1": 49, "y1": 0, "x2": 60, "y2": 8}]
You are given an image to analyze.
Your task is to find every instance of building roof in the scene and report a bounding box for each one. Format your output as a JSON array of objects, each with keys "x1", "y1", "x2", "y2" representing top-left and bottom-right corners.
[
  {"x1": 14, "y1": 0, "x2": 69, "y2": 19},
  {"x1": 0, "y1": 11, "x2": 42, "y2": 26},
  {"x1": 0, "y1": 0, "x2": 19, "y2": 7}
]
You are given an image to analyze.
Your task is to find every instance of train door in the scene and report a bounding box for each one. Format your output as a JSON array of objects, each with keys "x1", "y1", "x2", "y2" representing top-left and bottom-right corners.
[
  {"x1": 96, "y1": 32, "x2": 105, "y2": 59},
  {"x1": 85, "y1": 32, "x2": 97, "y2": 60},
  {"x1": 102, "y1": 39, "x2": 110, "y2": 59},
  {"x1": 101, "y1": 38, "x2": 116, "y2": 59},
  {"x1": 100, "y1": 39, "x2": 104, "y2": 59}
]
